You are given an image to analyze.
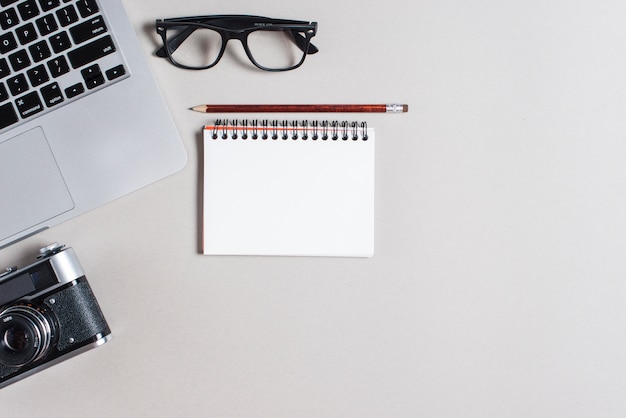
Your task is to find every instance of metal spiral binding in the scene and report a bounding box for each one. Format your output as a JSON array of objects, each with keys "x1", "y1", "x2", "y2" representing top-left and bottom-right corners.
[
  {"x1": 301, "y1": 120, "x2": 309, "y2": 140},
  {"x1": 341, "y1": 121, "x2": 349, "y2": 140},
  {"x1": 231, "y1": 119, "x2": 238, "y2": 139},
  {"x1": 211, "y1": 120, "x2": 221, "y2": 139},
  {"x1": 331, "y1": 121, "x2": 339, "y2": 140},
  {"x1": 311, "y1": 121, "x2": 319, "y2": 140},
  {"x1": 281, "y1": 120, "x2": 289, "y2": 140},
  {"x1": 251, "y1": 120, "x2": 259, "y2": 139},
  {"x1": 210, "y1": 120, "x2": 369, "y2": 141},
  {"x1": 290, "y1": 121, "x2": 298, "y2": 140},
  {"x1": 241, "y1": 120, "x2": 248, "y2": 139},
  {"x1": 223, "y1": 120, "x2": 231, "y2": 139}
]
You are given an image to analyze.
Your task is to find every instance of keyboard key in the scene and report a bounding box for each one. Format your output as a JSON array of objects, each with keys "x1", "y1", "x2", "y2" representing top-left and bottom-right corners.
[
  {"x1": 84, "y1": 73, "x2": 103, "y2": 89},
  {"x1": 46, "y1": 55, "x2": 69, "y2": 77},
  {"x1": 15, "y1": 90, "x2": 43, "y2": 118},
  {"x1": 9, "y1": 49, "x2": 30, "y2": 71},
  {"x1": 70, "y1": 15, "x2": 107, "y2": 44},
  {"x1": 26, "y1": 63, "x2": 49, "y2": 86},
  {"x1": 105, "y1": 64, "x2": 125, "y2": 80},
  {"x1": 7, "y1": 73, "x2": 28, "y2": 95},
  {"x1": 0, "y1": 0, "x2": 20, "y2": 6},
  {"x1": 28, "y1": 40, "x2": 51, "y2": 62},
  {"x1": 38, "y1": 0, "x2": 60, "y2": 11},
  {"x1": 17, "y1": 0, "x2": 40, "y2": 21},
  {"x1": 0, "y1": 82, "x2": 8, "y2": 101},
  {"x1": 35, "y1": 13, "x2": 57, "y2": 35},
  {"x1": 67, "y1": 35, "x2": 115, "y2": 68},
  {"x1": 64, "y1": 82, "x2": 84, "y2": 98},
  {"x1": 0, "y1": 32, "x2": 18, "y2": 54},
  {"x1": 0, "y1": 58, "x2": 10, "y2": 79},
  {"x1": 76, "y1": 0, "x2": 98, "y2": 18},
  {"x1": 40, "y1": 81, "x2": 63, "y2": 107},
  {"x1": 49, "y1": 31, "x2": 71, "y2": 53},
  {"x1": 0, "y1": 102, "x2": 19, "y2": 129},
  {"x1": 56, "y1": 4, "x2": 77, "y2": 26},
  {"x1": 0, "y1": 8, "x2": 19, "y2": 30},
  {"x1": 15, "y1": 22, "x2": 38, "y2": 44},
  {"x1": 80, "y1": 63, "x2": 99, "y2": 78}
]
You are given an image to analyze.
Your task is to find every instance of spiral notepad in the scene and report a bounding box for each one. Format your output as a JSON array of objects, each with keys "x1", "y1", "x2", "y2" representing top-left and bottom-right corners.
[{"x1": 202, "y1": 120, "x2": 375, "y2": 257}]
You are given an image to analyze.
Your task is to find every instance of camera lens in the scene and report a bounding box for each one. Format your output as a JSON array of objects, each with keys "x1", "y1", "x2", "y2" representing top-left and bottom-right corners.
[
  {"x1": 0, "y1": 305, "x2": 54, "y2": 367},
  {"x1": 4, "y1": 327, "x2": 30, "y2": 351}
]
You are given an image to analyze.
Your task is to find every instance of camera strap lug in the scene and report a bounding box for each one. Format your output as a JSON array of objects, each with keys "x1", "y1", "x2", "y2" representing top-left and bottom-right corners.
[{"x1": 0, "y1": 266, "x2": 18, "y2": 279}]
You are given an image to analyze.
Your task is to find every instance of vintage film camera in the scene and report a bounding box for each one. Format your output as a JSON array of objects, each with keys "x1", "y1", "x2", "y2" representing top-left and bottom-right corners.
[{"x1": 0, "y1": 243, "x2": 111, "y2": 389}]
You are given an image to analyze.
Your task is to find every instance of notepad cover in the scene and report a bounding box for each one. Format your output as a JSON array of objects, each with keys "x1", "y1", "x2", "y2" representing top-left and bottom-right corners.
[{"x1": 202, "y1": 126, "x2": 374, "y2": 257}]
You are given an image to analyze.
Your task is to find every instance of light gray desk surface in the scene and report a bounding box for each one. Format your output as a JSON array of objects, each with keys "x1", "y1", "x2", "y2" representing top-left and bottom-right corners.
[{"x1": 3, "y1": 0, "x2": 626, "y2": 417}]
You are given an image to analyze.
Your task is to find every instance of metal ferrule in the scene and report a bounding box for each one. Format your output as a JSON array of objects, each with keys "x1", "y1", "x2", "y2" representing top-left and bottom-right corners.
[{"x1": 386, "y1": 104, "x2": 404, "y2": 113}]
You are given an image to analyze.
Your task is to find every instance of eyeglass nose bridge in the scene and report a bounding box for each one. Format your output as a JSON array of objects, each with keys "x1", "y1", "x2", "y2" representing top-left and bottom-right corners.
[{"x1": 213, "y1": 31, "x2": 265, "y2": 70}]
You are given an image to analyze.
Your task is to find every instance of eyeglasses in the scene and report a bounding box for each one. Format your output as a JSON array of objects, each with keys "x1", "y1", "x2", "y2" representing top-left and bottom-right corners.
[{"x1": 155, "y1": 15, "x2": 319, "y2": 72}]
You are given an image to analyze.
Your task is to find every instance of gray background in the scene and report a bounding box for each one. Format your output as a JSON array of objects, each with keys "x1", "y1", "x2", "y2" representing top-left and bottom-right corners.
[{"x1": 2, "y1": 0, "x2": 626, "y2": 416}]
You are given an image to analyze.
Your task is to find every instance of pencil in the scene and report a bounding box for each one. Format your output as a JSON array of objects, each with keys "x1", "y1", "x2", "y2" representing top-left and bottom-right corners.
[{"x1": 191, "y1": 104, "x2": 408, "y2": 113}]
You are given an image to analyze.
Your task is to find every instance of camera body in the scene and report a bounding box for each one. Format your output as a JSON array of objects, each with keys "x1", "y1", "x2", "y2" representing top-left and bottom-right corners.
[{"x1": 0, "y1": 243, "x2": 111, "y2": 389}]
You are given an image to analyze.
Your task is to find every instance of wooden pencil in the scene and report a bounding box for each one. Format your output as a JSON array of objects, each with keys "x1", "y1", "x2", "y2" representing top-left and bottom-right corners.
[{"x1": 191, "y1": 104, "x2": 408, "y2": 113}]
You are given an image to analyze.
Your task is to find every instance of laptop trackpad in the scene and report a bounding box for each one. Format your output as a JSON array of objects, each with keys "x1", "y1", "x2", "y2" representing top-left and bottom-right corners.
[{"x1": 0, "y1": 127, "x2": 74, "y2": 241}]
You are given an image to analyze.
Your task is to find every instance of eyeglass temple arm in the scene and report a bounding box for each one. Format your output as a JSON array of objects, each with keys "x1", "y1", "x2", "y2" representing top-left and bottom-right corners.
[
  {"x1": 290, "y1": 30, "x2": 318, "y2": 54},
  {"x1": 155, "y1": 27, "x2": 195, "y2": 57}
]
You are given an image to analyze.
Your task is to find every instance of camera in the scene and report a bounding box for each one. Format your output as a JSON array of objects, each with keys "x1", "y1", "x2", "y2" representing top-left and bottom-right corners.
[{"x1": 0, "y1": 243, "x2": 111, "y2": 389}]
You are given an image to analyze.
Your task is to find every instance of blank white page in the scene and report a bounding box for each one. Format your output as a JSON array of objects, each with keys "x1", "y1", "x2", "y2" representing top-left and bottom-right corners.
[{"x1": 202, "y1": 124, "x2": 374, "y2": 257}]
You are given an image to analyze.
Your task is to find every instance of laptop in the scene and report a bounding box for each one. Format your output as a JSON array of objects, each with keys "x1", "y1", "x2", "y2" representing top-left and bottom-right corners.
[{"x1": 0, "y1": 0, "x2": 187, "y2": 248}]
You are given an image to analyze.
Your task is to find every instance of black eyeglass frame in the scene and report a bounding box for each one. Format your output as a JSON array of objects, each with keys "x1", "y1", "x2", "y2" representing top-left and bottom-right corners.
[{"x1": 155, "y1": 15, "x2": 319, "y2": 72}]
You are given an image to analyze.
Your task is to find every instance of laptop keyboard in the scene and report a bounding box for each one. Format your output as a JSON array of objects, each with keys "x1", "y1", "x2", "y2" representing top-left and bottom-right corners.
[{"x1": 0, "y1": 0, "x2": 129, "y2": 131}]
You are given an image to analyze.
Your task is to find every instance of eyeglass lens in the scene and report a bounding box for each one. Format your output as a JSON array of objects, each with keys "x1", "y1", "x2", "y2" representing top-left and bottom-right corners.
[{"x1": 164, "y1": 26, "x2": 309, "y2": 70}]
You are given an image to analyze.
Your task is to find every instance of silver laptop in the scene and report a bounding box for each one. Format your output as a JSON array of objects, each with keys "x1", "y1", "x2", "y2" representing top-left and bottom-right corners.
[{"x1": 0, "y1": 0, "x2": 187, "y2": 248}]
